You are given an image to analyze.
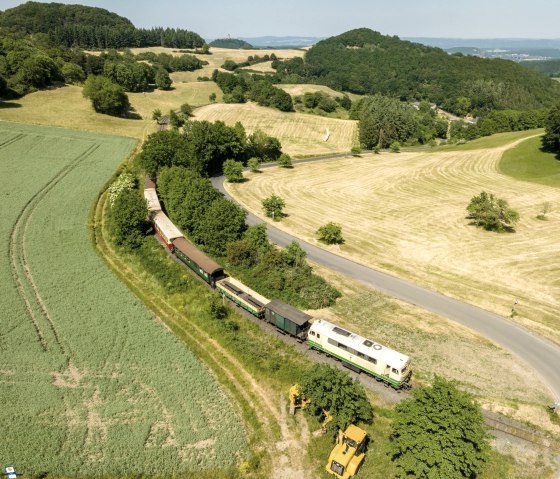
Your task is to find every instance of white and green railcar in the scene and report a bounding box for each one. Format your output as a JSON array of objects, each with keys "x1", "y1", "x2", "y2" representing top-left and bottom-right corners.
[{"x1": 307, "y1": 319, "x2": 412, "y2": 389}]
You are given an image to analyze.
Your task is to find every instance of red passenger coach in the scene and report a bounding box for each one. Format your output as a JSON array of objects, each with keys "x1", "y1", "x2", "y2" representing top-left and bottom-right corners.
[{"x1": 152, "y1": 211, "x2": 183, "y2": 249}]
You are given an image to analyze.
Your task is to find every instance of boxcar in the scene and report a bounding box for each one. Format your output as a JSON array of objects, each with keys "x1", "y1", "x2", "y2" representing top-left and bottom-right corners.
[
  {"x1": 216, "y1": 277, "x2": 269, "y2": 318},
  {"x1": 307, "y1": 319, "x2": 412, "y2": 389},
  {"x1": 152, "y1": 211, "x2": 183, "y2": 249},
  {"x1": 264, "y1": 299, "x2": 311, "y2": 340},
  {"x1": 172, "y1": 237, "x2": 225, "y2": 286}
]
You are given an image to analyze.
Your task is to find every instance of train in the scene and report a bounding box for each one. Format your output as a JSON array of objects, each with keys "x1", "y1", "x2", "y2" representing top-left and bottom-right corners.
[{"x1": 144, "y1": 177, "x2": 412, "y2": 390}]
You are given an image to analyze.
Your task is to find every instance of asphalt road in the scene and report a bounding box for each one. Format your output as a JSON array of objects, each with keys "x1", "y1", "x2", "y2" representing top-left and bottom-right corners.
[{"x1": 212, "y1": 157, "x2": 560, "y2": 402}]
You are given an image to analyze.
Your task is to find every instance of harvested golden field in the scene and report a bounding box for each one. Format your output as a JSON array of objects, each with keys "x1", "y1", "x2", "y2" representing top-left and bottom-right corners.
[
  {"x1": 0, "y1": 80, "x2": 220, "y2": 139},
  {"x1": 194, "y1": 102, "x2": 358, "y2": 155},
  {"x1": 227, "y1": 134, "x2": 560, "y2": 342},
  {"x1": 279, "y1": 84, "x2": 363, "y2": 102}
]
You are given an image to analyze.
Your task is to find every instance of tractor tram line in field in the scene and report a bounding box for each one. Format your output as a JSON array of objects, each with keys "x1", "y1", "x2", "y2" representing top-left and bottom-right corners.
[{"x1": 7, "y1": 143, "x2": 100, "y2": 356}]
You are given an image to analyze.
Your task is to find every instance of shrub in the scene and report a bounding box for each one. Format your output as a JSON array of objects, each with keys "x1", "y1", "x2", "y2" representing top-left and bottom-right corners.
[
  {"x1": 82, "y1": 75, "x2": 130, "y2": 116},
  {"x1": 223, "y1": 159, "x2": 244, "y2": 182},
  {"x1": 278, "y1": 153, "x2": 292, "y2": 168},
  {"x1": 467, "y1": 191, "x2": 520, "y2": 232},
  {"x1": 317, "y1": 222, "x2": 344, "y2": 244},
  {"x1": 390, "y1": 140, "x2": 401, "y2": 152},
  {"x1": 247, "y1": 157, "x2": 261, "y2": 172},
  {"x1": 262, "y1": 194, "x2": 285, "y2": 220}
]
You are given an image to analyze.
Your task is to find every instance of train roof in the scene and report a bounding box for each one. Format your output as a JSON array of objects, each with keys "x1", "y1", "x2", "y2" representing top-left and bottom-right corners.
[
  {"x1": 153, "y1": 211, "x2": 183, "y2": 242},
  {"x1": 144, "y1": 176, "x2": 157, "y2": 190},
  {"x1": 310, "y1": 319, "x2": 410, "y2": 369},
  {"x1": 172, "y1": 237, "x2": 224, "y2": 276},
  {"x1": 143, "y1": 188, "x2": 162, "y2": 213},
  {"x1": 265, "y1": 299, "x2": 312, "y2": 326}
]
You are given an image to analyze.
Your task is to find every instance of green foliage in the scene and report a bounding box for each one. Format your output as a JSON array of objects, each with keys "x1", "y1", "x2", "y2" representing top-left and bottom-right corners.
[
  {"x1": 135, "y1": 51, "x2": 205, "y2": 73},
  {"x1": 192, "y1": 196, "x2": 247, "y2": 256},
  {"x1": 168, "y1": 109, "x2": 184, "y2": 129},
  {"x1": 358, "y1": 95, "x2": 418, "y2": 148},
  {"x1": 262, "y1": 194, "x2": 285, "y2": 220},
  {"x1": 467, "y1": 191, "x2": 520, "y2": 232},
  {"x1": 227, "y1": 236, "x2": 341, "y2": 310},
  {"x1": 0, "y1": 2, "x2": 205, "y2": 49},
  {"x1": 151, "y1": 108, "x2": 162, "y2": 121},
  {"x1": 107, "y1": 172, "x2": 136, "y2": 207},
  {"x1": 389, "y1": 377, "x2": 490, "y2": 479},
  {"x1": 544, "y1": 102, "x2": 560, "y2": 151},
  {"x1": 61, "y1": 61, "x2": 85, "y2": 84},
  {"x1": 278, "y1": 153, "x2": 293, "y2": 168},
  {"x1": 317, "y1": 222, "x2": 344, "y2": 244},
  {"x1": 136, "y1": 130, "x2": 187, "y2": 177},
  {"x1": 82, "y1": 75, "x2": 130, "y2": 116},
  {"x1": 273, "y1": 28, "x2": 560, "y2": 114},
  {"x1": 300, "y1": 364, "x2": 373, "y2": 432},
  {"x1": 390, "y1": 141, "x2": 401, "y2": 152},
  {"x1": 209, "y1": 38, "x2": 254, "y2": 49},
  {"x1": 247, "y1": 157, "x2": 261, "y2": 172},
  {"x1": 155, "y1": 68, "x2": 172, "y2": 90},
  {"x1": 209, "y1": 92, "x2": 217, "y2": 102},
  {"x1": 247, "y1": 129, "x2": 282, "y2": 161},
  {"x1": 180, "y1": 102, "x2": 194, "y2": 117},
  {"x1": 521, "y1": 58, "x2": 560, "y2": 78},
  {"x1": 247, "y1": 80, "x2": 294, "y2": 112},
  {"x1": 103, "y1": 60, "x2": 155, "y2": 92},
  {"x1": 108, "y1": 188, "x2": 148, "y2": 249},
  {"x1": 209, "y1": 295, "x2": 229, "y2": 320},
  {"x1": 223, "y1": 159, "x2": 244, "y2": 182}
]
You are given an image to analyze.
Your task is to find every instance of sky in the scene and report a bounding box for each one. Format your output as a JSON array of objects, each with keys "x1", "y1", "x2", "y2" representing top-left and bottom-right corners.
[{"x1": 1, "y1": 0, "x2": 560, "y2": 40}]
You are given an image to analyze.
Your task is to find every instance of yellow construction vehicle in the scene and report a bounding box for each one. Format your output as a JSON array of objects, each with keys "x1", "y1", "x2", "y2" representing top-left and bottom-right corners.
[
  {"x1": 325, "y1": 424, "x2": 367, "y2": 479},
  {"x1": 288, "y1": 384, "x2": 310, "y2": 415}
]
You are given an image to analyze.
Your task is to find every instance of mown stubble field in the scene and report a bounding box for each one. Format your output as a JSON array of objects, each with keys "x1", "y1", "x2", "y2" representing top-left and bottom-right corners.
[
  {"x1": 194, "y1": 102, "x2": 358, "y2": 156},
  {"x1": 227, "y1": 133, "x2": 560, "y2": 346}
]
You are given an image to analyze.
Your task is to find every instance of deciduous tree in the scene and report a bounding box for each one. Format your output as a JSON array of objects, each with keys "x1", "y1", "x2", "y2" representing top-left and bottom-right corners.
[
  {"x1": 223, "y1": 159, "x2": 244, "y2": 182},
  {"x1": 317, "y1": 223, "x2": 344, "y2": 244},
  {"x1": 262, "y1": 194, "x2": 285, "y2": 220},
  {"x1": 389, "y1": 377, "x2": 489, "y2": 479},
  {"x1": 467, "y1": 191, "x2": 520, "y2": 232}
]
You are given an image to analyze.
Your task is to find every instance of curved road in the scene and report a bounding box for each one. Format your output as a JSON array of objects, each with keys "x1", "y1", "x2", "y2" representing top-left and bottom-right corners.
[{"x1": 212, "y1": 154, "x2": 560, "y2": 402}]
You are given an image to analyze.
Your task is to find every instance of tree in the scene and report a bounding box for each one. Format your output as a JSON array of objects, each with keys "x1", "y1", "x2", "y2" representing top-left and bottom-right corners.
[
  {"x1": 247, "y1": 129, "x2": 282, "y2": 161},
  {"x1": 278, "y1": 153, "x2": 292, "y2": 168},
  {"x1": 61, "y1": 62, "x2": 85, "y2": 84},
  {"x1": 195, "y1": 197, "x2": 247, "y2": 255},
  {"x1": 390, "y1": 140, "x2": 401, "y2": 152},
  {"x1": 300, "y1": 364, "x2": 373, "y2": 432},
  {"x1": 168, "y1": 109, "x2": 184, "y2": 129},
  {"x1": 223, "y1": 159, "x2": 244, "y2": 182},
  {"x1": 180, "y1": 102, "x2": 194, "y2": 117},
  {"x1": 151, "y1": 108, "x2": 162, "y2": 122},
  {"x1": 467, "y1": 191, "x2": 520, "y2": 232},
  {"x1": 389, "y1": 377, "x2": 490, "y2": 479},
  {"x1": 543, "y1": 103, "x2": 560, "y2": 152},
  {"x1": 262, "y1": 195, "x2": 285, "y2": 220},
  {"x1": 108, "y1": 188, "x2": 148, "y2": 250},
  {"x1": 358, "y1": 95, "x2": 418, "y2": 149},
  {"x1": 136, "y1": 130, "x2": 186, "y2": 177},
  {"x1": 155, "y1": 68, "x2": 172, "y2": 90},
  {"x1": 209, "y1": 92, "x2": 217, "y2": 102},
  {"x1": 282, "y1": 241, "x2": 307, "y2": 267},
  {"x1": 247, "y1": 157, "x2": 261, "y2": 172},
  {"x1": 317, "y1": 223, "x2": 344, "y2": 244},
  {"x1": 82, "y1": 75, "x2": 130, "y2": 116}
]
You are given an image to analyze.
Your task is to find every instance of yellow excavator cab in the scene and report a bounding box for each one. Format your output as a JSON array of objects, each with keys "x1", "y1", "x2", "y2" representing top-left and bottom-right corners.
[
  {"x1": 289, "y1": 384, "x2": 311, "y2": 415},
  {"x1": 325, "y1": 425, "x2": 367, "y2": 479}
]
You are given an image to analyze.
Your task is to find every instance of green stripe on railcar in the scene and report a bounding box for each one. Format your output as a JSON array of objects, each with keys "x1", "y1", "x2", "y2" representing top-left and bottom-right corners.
[
  {"x1": 216, "y1": 283, "x2": 261, "y2": 317},
  {"x1": 308, "y1": 339, "x2": 402, "y2": 388}
]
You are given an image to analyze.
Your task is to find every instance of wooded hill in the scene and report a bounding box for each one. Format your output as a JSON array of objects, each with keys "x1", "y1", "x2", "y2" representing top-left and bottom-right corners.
[
  {"x1": 209, "y1": 38, "x2": 254, "y2": 49},
  {"x1": 274, "y1": 28, "x2": 560, "y2": 115},
  {"x1": 0, "y1": 2, "x2": 204, "y2": 49}
]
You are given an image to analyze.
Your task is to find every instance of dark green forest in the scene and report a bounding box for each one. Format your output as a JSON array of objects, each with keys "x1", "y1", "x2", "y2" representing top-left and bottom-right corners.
[
  {"x1": 0, "y1": 2, "x2": 205, "y2": 49},
  {"x1": 209, "y1": 38, "x2": 253, "y2": 49},
  {"x1": 272, "y1": 28, "x2": 560, "y2": 115},
  {"x1": 520, "y1": 59, "x2": 560, "y2": 78}
]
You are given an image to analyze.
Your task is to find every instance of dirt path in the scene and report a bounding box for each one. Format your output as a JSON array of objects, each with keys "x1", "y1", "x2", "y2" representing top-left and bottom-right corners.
[{"x1": 93, "y1": 192, "x2": 316, "y2": 478}]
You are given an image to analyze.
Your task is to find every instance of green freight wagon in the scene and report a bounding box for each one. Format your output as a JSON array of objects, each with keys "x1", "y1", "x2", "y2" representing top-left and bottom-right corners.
[{"x1": 264, "y1": 299, "x2": 312, "y2": 340}]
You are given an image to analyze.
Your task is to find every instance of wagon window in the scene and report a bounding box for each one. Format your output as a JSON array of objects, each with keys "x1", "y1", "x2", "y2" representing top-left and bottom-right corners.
[
  {"x1": 357, "y1": 352, "x2": 365, "y2": 359},
  {"x1": 367, "y1": 356, "x2": 377, "y2": 364},
  {"x1": 317, "y1": 333, "x2": 320, "y2": 338},
  {"x1": 328, "y1": 338, "x2": 337, "y2": 346},
  {"x1": 338, "y1": 343, "x2": 348, "y2": 351},
  {"x1": 347, "y1": 347, "x2": 357, "y2": 355},
  {"x1": 392, "y1": 368, "x2": 399, "y2": 375},
  {"x1": 310, "y1": 331, "x2": 315, "y2": 336}
]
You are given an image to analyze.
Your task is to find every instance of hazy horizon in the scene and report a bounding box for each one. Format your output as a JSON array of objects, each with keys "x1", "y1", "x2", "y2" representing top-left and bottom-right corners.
[{"x1": 1, "y1": 0, "x2": 560, "y2": 40}]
